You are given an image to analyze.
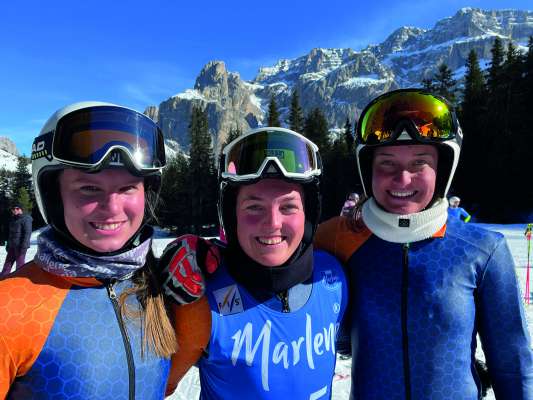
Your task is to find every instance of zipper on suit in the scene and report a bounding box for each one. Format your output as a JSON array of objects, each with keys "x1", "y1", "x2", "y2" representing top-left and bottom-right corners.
[
  {"x1": 401, "y1": 243, "x2": 412, "y2": 400},
  {"x1": 277, "y1": 290, "x2": 290, "y2": 313},
  {"x1": 107, "y1": 281, "x2": 135, "y2": 400}
]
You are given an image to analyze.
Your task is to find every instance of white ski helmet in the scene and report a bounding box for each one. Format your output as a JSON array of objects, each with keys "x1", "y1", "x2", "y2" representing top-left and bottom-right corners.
[
  {"x1": 31, "y1": 101, "x2": 166, "y2": 238},
  {"x1": 355, "y1": 89, "x2": 462, "y2": 202},
  {"x1": 449, "y1": 196, "x2": 461, "y2": 207}
]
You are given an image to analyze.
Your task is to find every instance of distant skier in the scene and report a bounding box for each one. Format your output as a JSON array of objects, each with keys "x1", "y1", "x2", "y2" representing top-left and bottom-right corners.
[
  {"x1": 340, "y1": 192, "x2": 360, "y2": 216},
  {"x1": 448, "y1": 195, "x2": 471, "y2": 222},
  {"x1": 525, "y1": 223, "x2": 533, "y2": 240},
  {"x1": 1, "y1": 204, "x2": 32, "y2": 276}
]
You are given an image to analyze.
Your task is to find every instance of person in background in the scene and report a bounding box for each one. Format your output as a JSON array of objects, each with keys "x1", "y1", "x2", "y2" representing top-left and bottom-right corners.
[
  {"x1": 0, "y1": 102, "x2": 209, "y2": 399},
  {"x1": 315, "y1": 89, "x2": 533, "y2": 399},
  {"x1": 160, "y1": 127, "x2": 348, "y2": 399},
  {"x1": 448, "y1": 195, "x2": 471, "y2": 222},
  {"x1": 340, "y1": 192, "x2": 360, "y2": 216},
  {"x1": 1, "y1": 204, "x2": 32, "y2": 276}
]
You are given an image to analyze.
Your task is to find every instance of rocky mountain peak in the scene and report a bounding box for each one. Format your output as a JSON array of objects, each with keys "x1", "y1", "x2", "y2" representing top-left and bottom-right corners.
[
  {"x1": 149, "y1": 8, "x2": 533, "y2": 155},
  {"x1": 0, "y1": 136, "x2": 19, "y2": 156},
  {"x1": 430, "y1": 8, "x2": 496, "y2": 41},
  {"x1": 302, "y1": 48, "x2": 354, "y2": 74},
  {"x1": 195, "y1": 61, "x2": 228, "y2": 94},
  {"x1": 254, "y1": 48, "x2": 356, "y2": 85},
  {"x1": 369, "y1": 26, "x2": 425, "y2": 58},
  {"x1": 144, "y1": 105, "x2": 159, "y2": 123},
  {"x1": 193, "y1": 60, "x2": 246, "y2": 106}
]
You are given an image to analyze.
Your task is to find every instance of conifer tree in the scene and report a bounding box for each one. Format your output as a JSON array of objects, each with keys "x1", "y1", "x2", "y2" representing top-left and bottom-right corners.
[
  {"x1": 462, "y1": 50, "x2": 487, "y2": 112},
  {"x1": 320, "y1": 128, "x2": 360, "y2": 220},
  {"x1": 456, "y1": 49, "x2": 489, "y2": 205},
  {"x1": 188, "y1": 106, "x2": 218, "y2": 234},
  {"x1": 502, "y1": 41, "x2": 524, "y2": 134},
  {"x1": 303, "y1": 108, "x2": 330, "y2": 152},
  {"x1": 432, "y1": 63, "x2": 456, "y2": 103},
  {"x1": 525, "y1": 36, "x2": 533, "y2": 90},
  {"x1": 482, "y1": 38, "x2": 512, "y2": 219},
  {"x1": 0, "y1": 168, "x2": 11, "y2": 245},
  {"x1": 460, "y1": 49, "x2": 488, "y2": 142},
  {"x1": 487, "y1": 37, "x2": 504, "y2": 92},
  {"x1": 267, "y1": 96, "x2": 281, "y2": 127},
  {"x1": 422, "y1": 77, "x2": 435, "y2": 92},
  {"x1": 16, "y1": 187, "x2": 32, "y2": 213},
  {"x1": 502, "y1": 41, "x2": 530, "y2": 209},
  {"x1": 222, "y1": 126, "x2": 242, "y2": 151},
  {"x1": 158, "y1": 152, "x2": 192, "y2": 232},
  {"x1": 524, "y1": 37, "x2": 533, "y2": 131},
  {"x1": 519, "y1": 36, "x2": 533, "y2": 205},
  {"x1": 343, "y1": 118, "x2": 354, "y2": 150},
  {"x1": 288, "y1": 90, "x2": 304, "y2": 133},
  {"x1": 12, "y1": 156, "x2": 32, "y2": 206}
]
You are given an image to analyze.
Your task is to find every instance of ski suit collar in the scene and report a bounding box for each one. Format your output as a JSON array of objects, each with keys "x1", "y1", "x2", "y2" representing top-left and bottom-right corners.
[{"x1": 362, "y1": 197, "x2": 448, "y2": 243}]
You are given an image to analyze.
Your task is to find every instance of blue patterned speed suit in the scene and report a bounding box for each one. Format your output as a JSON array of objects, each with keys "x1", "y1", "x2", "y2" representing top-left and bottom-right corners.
[{"x1": 316, "y1": 216, "x2": 533, "y2": 400}]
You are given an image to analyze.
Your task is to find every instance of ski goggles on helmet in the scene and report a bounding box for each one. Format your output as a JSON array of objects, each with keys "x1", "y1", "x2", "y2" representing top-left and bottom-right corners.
[
  {"x1": 357, "y1": 89, "x2": 458, "y2": 146},
  {"x1": 52, "y1": 106, "x2": 165, "y2": 173},
  {"x1": 220, "y1": 128, "x2": 321, "y2": 182}
]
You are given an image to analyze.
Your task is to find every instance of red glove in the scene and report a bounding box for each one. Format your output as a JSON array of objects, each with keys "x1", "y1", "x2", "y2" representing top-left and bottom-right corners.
[{"x1": 159, "y1": 234, "x2": 221, "y2": 304}]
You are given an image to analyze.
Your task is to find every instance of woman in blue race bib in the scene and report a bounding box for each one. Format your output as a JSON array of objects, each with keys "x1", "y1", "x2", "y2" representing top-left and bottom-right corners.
[{"x1": 161, "y1": 127, "x2": 348, "y2": 399}]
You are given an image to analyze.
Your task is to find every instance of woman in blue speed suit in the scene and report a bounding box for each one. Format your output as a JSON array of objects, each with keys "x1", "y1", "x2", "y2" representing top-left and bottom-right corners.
[
  {"x1": 0, "y1": 102, "x2": 190, "y2": 399},
  {"x1": 315, "y1": 89, "x2": 533, "y2": 399}
]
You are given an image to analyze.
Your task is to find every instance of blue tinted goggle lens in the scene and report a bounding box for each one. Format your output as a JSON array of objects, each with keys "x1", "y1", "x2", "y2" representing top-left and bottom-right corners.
[{"x1": 53, "y1": 106, "x2": 165, "y2": 169}]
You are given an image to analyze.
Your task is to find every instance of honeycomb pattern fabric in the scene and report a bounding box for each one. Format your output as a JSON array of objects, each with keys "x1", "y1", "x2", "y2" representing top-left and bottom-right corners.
[
  {"x1": 0, "y1": 262, "x2": 171, "y2": 399},
  {"x1": 316, "y1": 216, "x2": 533, "y2": 400}
]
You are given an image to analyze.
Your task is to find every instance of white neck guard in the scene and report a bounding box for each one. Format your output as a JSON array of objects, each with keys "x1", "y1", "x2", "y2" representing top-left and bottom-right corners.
[{"x1": 362, "y1": 197, "x2": 448, "y2": 243}]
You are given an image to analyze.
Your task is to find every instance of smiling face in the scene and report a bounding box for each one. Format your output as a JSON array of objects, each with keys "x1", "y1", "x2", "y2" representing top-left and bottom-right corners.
[
  {"x1": 372, "y1": 144, "x2": 438, "y2": 214},
  {"x1": 236, "y1": 179, "x2": 305, "y2": 267},
  {"x1": 59, "y1": 168, "x2": 145, "y2": 253}
]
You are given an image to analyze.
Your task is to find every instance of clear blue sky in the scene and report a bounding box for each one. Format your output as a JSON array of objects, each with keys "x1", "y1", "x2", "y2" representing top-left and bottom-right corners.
[{"x1": 2, "y1": 0, "x2": 532, "y2": 156}]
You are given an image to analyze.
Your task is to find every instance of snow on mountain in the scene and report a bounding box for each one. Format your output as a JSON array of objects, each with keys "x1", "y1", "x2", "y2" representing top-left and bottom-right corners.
[
  {"x1": 339, "y1": 74, "x2": 391, "y2": 88},
  {"x1": 0, "y1": 148, "x2": 19, "y2": 171},
  {"x1": 147, "y1": 8, "x2": 533, "y2": 151},
  {"x1": 0, "y1": 137, "x2": 19, "y2": 156},
  {"x1": 172, "y1": 89, "x2": 208, "y2": 101},
  {"x1": 254, "y1": 48, "x2": 356, "y2": 85}
]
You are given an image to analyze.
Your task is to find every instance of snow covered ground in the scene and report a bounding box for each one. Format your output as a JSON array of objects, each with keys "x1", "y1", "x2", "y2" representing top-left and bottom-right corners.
[{"x1": 1, "y1": 223, "x2": 531, "y2": 399}]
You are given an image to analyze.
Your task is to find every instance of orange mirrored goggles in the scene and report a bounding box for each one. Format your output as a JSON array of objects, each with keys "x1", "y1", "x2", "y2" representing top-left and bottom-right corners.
[{"x1": 357, "y1": 89, "x2": 458, "y2": 145}]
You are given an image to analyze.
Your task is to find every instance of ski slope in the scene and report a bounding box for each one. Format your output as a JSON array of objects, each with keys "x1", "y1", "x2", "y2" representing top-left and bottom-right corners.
[{"x1": 1, "y1": 223, "x2": 531, "y2": 399}]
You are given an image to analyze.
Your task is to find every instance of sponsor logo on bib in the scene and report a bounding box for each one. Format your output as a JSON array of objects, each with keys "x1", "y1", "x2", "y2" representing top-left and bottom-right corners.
[
  {"x1": 214, "y1": 284, "x2": 243, "y2": 315},
  {"x1": 321, "y1": 270, "x2": 341, "y2": 291}
]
